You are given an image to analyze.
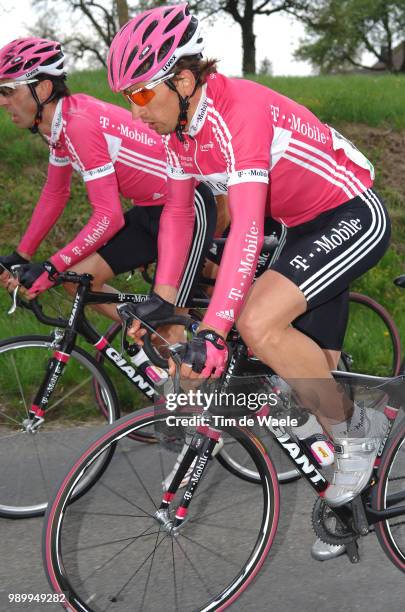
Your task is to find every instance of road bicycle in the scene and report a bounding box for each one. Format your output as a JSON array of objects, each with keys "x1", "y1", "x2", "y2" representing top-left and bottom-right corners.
[
  {"x1": 0, "y1": 269, "x2": 300, "y2": 518},
  {"x1": 41, "y1": 307, "x2": 405, "y2": 611},
  {"x1": 0, "y1": 255, "x2": 401, "y2": 516}
]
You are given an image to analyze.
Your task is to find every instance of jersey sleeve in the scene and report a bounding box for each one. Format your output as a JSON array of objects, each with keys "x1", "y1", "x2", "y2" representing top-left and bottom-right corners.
[
  {"x1": 49, "y1": 114, "x2": 125, "y2": 271},
  {"x1": 18, "y1": 148, "x2": 73, "y2": 257},
  {"x1": 154, "y1": 175, "x2": 196, "y2": 289},
  {"x1": 203, "y1": 182, "x2": 267, "y2": 333},
  {"x1": 220, "y1": 96, "x2": 273, "y2": 188}
]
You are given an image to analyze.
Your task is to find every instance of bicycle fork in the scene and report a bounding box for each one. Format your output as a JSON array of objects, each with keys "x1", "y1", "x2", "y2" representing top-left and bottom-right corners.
[
  {"x1": 154, "y1": 423, "x2": 222, "y2": 533},
  {"x1": 23, "y1": 289, "x2": 87, "y2": 432}
]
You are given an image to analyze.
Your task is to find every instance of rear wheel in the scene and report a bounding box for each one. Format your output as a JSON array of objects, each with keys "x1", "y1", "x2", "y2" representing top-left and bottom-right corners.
[
  {"x1": 345, "y1": 293, "x2": 401, "y2": 377},
  {"x1": 373, "y1": 417, "x2": 405, "y2": 573}
]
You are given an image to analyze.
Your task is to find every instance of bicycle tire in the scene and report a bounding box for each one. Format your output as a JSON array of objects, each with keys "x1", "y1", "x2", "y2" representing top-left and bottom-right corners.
[
  {"x1": 43, "y1": 406, "x2": 280, "y2": 611},
  {"x1": 216, "y1": 427, "x2": 300, "y2": 484},
  {"x1": 346, "y1": 292, "x2": 401, "y2": 377},
  {"x1": 373, "y1": 416, "x2": 405, "y2": 573},
  {"x1": 0, "y1": 335, "x2": 119, "y2": 518}
]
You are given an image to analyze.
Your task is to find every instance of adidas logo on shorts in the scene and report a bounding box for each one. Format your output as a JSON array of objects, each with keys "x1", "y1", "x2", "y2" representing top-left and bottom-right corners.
[{"x1": 216, "y1": 309, "x2": 234, "y2": 321}]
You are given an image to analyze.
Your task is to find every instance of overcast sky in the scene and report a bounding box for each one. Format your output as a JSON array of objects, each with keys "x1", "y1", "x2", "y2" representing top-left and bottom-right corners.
[{"x1": 0, "y1": 1, "x2": 312, "y2": 76}]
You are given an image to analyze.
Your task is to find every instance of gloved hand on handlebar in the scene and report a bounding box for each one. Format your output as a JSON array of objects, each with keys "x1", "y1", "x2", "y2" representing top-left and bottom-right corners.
[
  {"x1": 174, "y1": 329, "x2": 229, "y2": 379},
  {"x1": 118, "y1": 292, "x2": 175, "y2": 344},
  {"x1": 0, "y1": 251, "x2": 29, "y2": 275},
  {"x1": 17, "y1": 261, "x2": 59, "y2": 297}
]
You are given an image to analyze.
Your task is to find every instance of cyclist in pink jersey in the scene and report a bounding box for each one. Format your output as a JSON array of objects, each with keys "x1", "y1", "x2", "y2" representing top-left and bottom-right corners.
[
  {"x1": 107, "y1": 2, "x2": 391, "y2": 534},
  {"x1": 0, "y1": 37, "x2": 216, "y2": 319}
]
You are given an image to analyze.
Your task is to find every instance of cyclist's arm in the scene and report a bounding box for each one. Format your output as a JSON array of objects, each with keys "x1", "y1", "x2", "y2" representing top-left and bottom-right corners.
[
  {"x1": 154, "y1": 176, "x2": 196, "y2": 302},
  {"x1": 49, "y1": 173, "x2": 124, "y2": 272},
  {"x1": 44, "y1": 116, "x2": 125, "y2": 273},
  {"x1": 201, "y1": 182, "x2": 267, "y2": 336},
  {"x1": 18, "y1": 161, "x2": 73, "y2": 258}
]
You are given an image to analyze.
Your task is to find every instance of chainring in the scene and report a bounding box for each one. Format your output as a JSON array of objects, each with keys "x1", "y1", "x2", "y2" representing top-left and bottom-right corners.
[{"x1": 312, "y1": 497, "x2": 357, "y2": 545}]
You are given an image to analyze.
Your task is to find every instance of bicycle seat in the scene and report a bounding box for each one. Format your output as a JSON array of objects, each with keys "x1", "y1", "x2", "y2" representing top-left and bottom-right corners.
[{"x1": 394, "y1": 275, "x2": 405, "y2": 288}]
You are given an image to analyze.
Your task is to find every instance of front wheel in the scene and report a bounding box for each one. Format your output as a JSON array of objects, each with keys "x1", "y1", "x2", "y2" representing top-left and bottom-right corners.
[
  {"x1": 0, "y1": 335, "x2": 119, "y2": 518},
  {"x1": 43, "y1": 407, "x2": 280, "y2": 611}
]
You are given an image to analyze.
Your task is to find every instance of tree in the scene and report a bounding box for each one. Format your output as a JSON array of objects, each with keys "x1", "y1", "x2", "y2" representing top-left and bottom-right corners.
[
  {"x1": 292, "y1": 0, "x2": 405, "y2": 73},
  {"x1": 30, "y1": 0, "x2": 131, "y2": 68},
  {"x1": 141, "y1": 1, "x2": 308, "y2": 75},
  {"x1": 258, "y1": 56, "x2": 273, "y2": 75}
]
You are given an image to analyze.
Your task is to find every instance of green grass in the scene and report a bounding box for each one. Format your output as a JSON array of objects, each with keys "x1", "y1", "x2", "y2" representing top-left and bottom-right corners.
[
  {"x1": 0, "y1": 69, "x2": 404, "y2": 385},
  {"x1": 250, "y1": 74, "x2": 405, "y2": 129}
]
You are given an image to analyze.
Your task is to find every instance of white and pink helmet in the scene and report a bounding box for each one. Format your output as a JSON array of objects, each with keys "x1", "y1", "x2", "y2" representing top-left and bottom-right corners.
[
  {"x1": 108, "y1": 3, "x2": 204, "y2": 92},
  {"x1": 0, "y1": 37, "x2": 65, "y2": 81}
]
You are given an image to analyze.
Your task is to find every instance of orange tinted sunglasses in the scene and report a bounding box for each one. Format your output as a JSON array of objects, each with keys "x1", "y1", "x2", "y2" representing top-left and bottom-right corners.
[{"x1": 123, "y1": 72, "x2": 175, "y2": 107}]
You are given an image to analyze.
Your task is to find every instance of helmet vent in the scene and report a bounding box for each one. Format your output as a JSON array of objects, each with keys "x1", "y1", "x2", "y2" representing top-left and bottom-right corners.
[
  {"x1": 178, "y1": 18, "x2": 198, "y2": 48},
  {"x1": 132, "y1": 13, "x2": 148, "y2": 33},
  {"x1": 19, "y1": 43, "x2": 35, "y2": 53},
  {"x1": 164, "y1": 13, "x2": 184, "y2": 34},
  {"x1": 42, "y1": 52, "x2": 64, "y2": 66},
  {"x1": 142, "y1": 20, "x2": 159, "y2": 44},
  {"x1": 132, "y1": 54, "x2": 154, "y2": 79},
  {"x1": 157, "y1": 36, "x2": 175, "y2": 62},
  {"x1": 124, "y1": 45, "x2": 139, "y2": 75}
]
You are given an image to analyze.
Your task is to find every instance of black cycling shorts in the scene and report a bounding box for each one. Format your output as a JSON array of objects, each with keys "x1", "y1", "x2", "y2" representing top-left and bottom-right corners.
[
  {"x1": 98, "y1": 183, "x2": 217, "y2": 307},
  {"x1": 272, "y1": 189, "x2": 391, "y2": 350}
]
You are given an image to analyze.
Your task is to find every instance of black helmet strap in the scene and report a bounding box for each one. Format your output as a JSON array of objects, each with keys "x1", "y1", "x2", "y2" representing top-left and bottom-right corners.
[
  {"x1": 166, "y1": 77, "x2": 200, "y2": 142},
  {"x1": 28, "y1": 81, "x2": 58, "y2": 134}
]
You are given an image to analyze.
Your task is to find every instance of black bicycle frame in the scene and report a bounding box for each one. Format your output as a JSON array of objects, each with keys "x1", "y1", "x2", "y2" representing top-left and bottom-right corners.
[{"x1": 26, "y1": 277, "x2": 164, "y2": 424}]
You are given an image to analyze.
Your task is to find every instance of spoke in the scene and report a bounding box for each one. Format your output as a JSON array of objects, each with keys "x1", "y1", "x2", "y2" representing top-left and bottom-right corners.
[
  {"x1": 189, "y1": 492, "x2": 260, "y2": 524},
  {"x1": 75, "y1": 524, "x2": 158, "y2": 586},
  {"x1": 108, "y1": 530, "x2": 170, "y2": 604},
  {"x1": 189, "y1": 519, "x2": 259, "y2": 534},
  {"x1": 64, "y1": 530, "x2": 161, "y2": 556},
  {"x1": 120, "y1": 449, "x2": 158, "y2": 512},
  {"x1": 98, "y1": 481, "x2": 155, "y2": 518},
  {"x1": 173, "y1": 537, "x2": 214, "y2": 600},
  {"x1": 70, "y1": 510, "x2": 149, "y2": 519},
  {"x1": 46, "y1": 375, "x2": 93, "y2": 413},
  {"x1": 31, "y1": 434, "x2": 50, "y2": 498},
  {"x1": 388, "y1": 520, "x2": 405, "y2": 529},
  {"x1": 171, "y1": 537, "x2": 180, "y2": 612},
  {"x1": 140, "y1": 527, "x2": 161, "y2": 610},
  {"x1": 9, "y1": 354, "x2": 28, "y2": 417},
  {"x1": 178, "y1": 532, "x2": 241, "y2": 568},
  {"x1": 0, "y1": 411, "x2": 24, "y2": 427}
]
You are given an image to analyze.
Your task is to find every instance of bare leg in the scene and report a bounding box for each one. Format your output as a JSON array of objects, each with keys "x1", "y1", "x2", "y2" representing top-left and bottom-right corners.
[{"x1": 237, "y1": 270, "x2": 352, "y2": 433}]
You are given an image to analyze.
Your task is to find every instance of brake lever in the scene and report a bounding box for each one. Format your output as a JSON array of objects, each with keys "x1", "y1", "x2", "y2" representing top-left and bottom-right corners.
[
  {"x1": 117, "y1": 304, "x2": 172, "y2": 348},
  {"x1": 8, "y1": 284, "x2": 19, "y2": 315},
  {"x1": 167, "y1": 343, "x2": 186, "y2": 395}
]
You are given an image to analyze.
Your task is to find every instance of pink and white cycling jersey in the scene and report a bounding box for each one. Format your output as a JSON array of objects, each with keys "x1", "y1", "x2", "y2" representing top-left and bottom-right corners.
[
  {"x1": 19, "y1": 94, "x2": 167, "y2": 271},
  {"x1": 156, "y1": 73, "x2": 374, "y2": 332}
]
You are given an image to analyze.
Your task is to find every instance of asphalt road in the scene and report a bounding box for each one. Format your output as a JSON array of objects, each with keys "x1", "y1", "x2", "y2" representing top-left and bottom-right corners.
[{"x1": 0, "y1": 444, "x2": 404, "y2": 612}]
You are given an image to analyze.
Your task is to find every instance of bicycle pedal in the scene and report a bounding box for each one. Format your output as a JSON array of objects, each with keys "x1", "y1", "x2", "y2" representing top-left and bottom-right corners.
[
  {"x1": 351, "y1": 496, "x2": 369, "y2": 536},
  {"x1": 345, "y1": 539, "x2": 360, "y2": 563}
]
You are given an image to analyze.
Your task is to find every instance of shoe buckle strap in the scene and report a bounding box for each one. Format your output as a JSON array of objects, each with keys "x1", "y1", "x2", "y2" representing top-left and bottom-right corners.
[{"x1": 334, "y1": 438, "x2": 377, "y2": 455}]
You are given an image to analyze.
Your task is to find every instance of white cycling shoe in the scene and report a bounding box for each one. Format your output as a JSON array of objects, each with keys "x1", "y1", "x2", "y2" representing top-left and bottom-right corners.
[
  {"x1": 163, "y1": 438, "x2": 224, "y2": 491},
  {"x1": 311, "y1": 539, "x2": 346, "y2": 561},
  {"x1": 324, "y1": 409, "x2": 389, "y2": 507}
]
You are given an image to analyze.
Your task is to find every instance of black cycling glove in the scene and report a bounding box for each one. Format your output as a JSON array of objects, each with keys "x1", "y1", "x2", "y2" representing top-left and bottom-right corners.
[
  {"x1": 117, "y1": 292, "x2": 175, "y2": 327},
  {"x1": 18, "y1": 261, "x2": 58, "y2": 289},
  {"x1": 181, "y1": 329, "x2": 228, "y2": 377},
  {"x1": 0, "y1": 251, "x2": 29, "y2": 274}
]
